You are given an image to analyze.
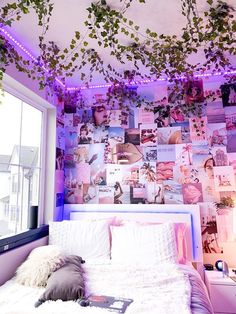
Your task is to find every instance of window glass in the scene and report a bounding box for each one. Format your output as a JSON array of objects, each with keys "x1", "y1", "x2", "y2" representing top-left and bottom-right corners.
[{"x1": 0, "y1": 91, "x2": 43, "y2": 238}]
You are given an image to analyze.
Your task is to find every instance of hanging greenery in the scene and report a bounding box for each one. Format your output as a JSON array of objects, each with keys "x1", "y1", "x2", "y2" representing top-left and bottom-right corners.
[{"x1": 0, "y1": 0, "x2": 235, "y2": 115}]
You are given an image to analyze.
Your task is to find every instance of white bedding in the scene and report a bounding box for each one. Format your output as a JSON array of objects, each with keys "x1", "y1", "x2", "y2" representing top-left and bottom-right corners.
[{"x1": 0, "y1": 262, "x2": 192, "y2": 314}]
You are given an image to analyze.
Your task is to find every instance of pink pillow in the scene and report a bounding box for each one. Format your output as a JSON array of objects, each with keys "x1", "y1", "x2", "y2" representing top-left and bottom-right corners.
[{"x1": 112, "y1": 218, "x2": 187, "y2": 264}]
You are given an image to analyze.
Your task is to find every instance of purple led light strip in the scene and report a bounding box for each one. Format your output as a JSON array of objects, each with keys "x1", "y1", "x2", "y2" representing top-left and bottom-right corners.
[
  {"x1": 1, "y1": 27, "x2": 235, "y2": 91},
  {"x1": 0, "y1": 27, "x2": 65, "y2": 87}
]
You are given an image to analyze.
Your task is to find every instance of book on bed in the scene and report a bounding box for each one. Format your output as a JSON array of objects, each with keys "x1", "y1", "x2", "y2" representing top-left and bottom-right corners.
[{"x1": 87, "y1": 295, "x2": 133, "y2": 313}]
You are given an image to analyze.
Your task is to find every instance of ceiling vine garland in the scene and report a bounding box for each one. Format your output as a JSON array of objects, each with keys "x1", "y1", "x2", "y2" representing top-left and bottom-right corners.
[{"x1": 0, "y1": 0, "x2": 235, "y2": 116}]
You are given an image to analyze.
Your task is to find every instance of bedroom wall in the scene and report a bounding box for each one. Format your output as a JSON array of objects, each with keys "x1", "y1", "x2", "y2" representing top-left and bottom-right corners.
[{"x1": 55, "y1": 75, "x2": 236, "y2": 266}]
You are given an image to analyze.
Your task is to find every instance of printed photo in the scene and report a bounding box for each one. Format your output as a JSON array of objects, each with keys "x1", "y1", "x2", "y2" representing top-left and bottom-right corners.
[
  {"x1": 172, "y1": 121, "x2": 190, "y2": 143},
  {"x1": 55, "y1": 169, "x2": 64, "y2": 193},
  {"x1": 200, "y1": 202, "x2": 223, "y2": 254},
  {"x1": 76, "y1": 109, "x2": 93, "y2": 124},
  {"x1": 93, "y1": 126, "x2": 109, "y2": 143},
  {"x1": 228, "y1": 153, "x2": 236, "y2": 177},
  {"x1": 64, "y1": 113, "x2": 74, "y2": 127},
  {"x1": 157, "y1": 145, "x2": 176, "y2": 162},
  {"x1": 109, "y1": 110, "x2": 122, "y2": 127},
  {"x1": 140, "y1": 124, "x2": 157, "y2": 146},
  {"x1": 65, "y1": 127, "x2": 77, "y2": 149},
  {"x1": 192, "y1": 154, "x2": 215, "y2": 180},
  {"x1": 99, "y1": 186, "x2": 115, "y2": 204},
  {"x1": 154, "y1": 106, "x2": 171, "y2": 128},
  {"x1": 83, "y1": 184, "x2": 98, "y2": 204},
  {"x1": 138, "y1": 108, "x2": 154, "y2": 124},
  {"x1": 156, "y1": 161, "x2": 175, "y2": 183},
  {"x1": 91, "y1": 164, "x2": 107, "y2": 186},
  {"x1": 184, "y1": 79, "x2": 204, "y2": 104},
  {"x1": 191, "y1": 144, "x2": 210, "y2": 155},
  {"x1": 225, "y1": 106, "x2": 236, "y2": 131},
  {"x1": 56, "y1": 193, "x2": 64, "y2": 207},
  {"x1": 110, "y1": 143, "x2": 143, "y2": 165},
  {"x1": 73, "y1": 145, "x2": 89, "y2": 164},
  {"x1": 108, "y1": 127, "x2": 125, "y2": 148},
  {"x1": 145, "y1": 182, "x2": 164, "y2": 204},
  {"x1": 175, "y1": 143, "x2": 193, "y2": 165},
  {"x1": 64, "y1": 185, "x2": 83, "y2": 204},
  {"x1": 189, "y1": 116, "x2": 208, "y2": 144},
  {"x1": 170, "y1": 105, "x2": 186, "y2": 123},
  {"x1": 167, "y1": 82, "x2": 185, "y2": 104},
  {"x1": 56, "y1": 126, "x2": 65, "y2": 150},
  {"x1": 106, "y1": 164, "x2": 124, "y2": 185},
  {"x1": 56, "y1": 148, "x2": 64, "y2": 170},
  {"x1": 122, "y1": 164, "x2": 140, "y2": 186},
  {"x1": 92, "y1": 104, "x2": 110, "y2": 127},
  {"x1": 207, "y1": 123, "x2": 227, "y2": 146},
  {"x1": 182, "y1": 183, "x2": 203, "y2": 204},
  {"x1": 227, "y1": 129, "x2": 236, "y2": 153},
  {"x1": 206, "y1": 101, "x2": 225, "y2": 123},
  {"x1": 173, "y1": 165, "x2": 199, "y2": 184},
  {"x1": 77, "y1": 123, "x2": 94, "y2": 145},
  {"x1": 89, "y1": 143, "x2": 105, "y2": 165},
  {"x1": 143, "y1": 146, "x2": 157, "y2": 161},
  {"x1": 76, "y1": 162, "x2": 91, "y2": 185},
  {"x1": 213, "y1": 166, "x2": 236, "y2": 192},
  {"x1": 139, "y1": 161, "x2": 156, "y2": 183},
  {"x1": 124, "y1": 128, "x2": 140, "y2": 145},
  {"x1": 163, "y1": 180, "x2": 183, "y2": 204},
  {"x1": 220, "y1": 83, "x2": 236, "y2": 107},
  {"x1": 130, "y1": 184, "x2": 146, "y2": 204},
  {"x1": 157, "y1": 126, "x2": 182, "y2": 145},
  {"x1": 64, "y1": 148, "x2": 75, "y2": 168},
  {"x1": 211, "y1": 146, "x2": 228, "y2": 166}
]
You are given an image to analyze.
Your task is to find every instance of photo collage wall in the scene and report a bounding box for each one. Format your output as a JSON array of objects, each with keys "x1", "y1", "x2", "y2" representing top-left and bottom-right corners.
[{"x1": 55, "y1": 78, "x2": 236, "y2": 254}]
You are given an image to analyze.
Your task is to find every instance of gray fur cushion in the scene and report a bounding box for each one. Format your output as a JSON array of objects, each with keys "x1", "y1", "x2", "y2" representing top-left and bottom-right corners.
[{"x1": 35, "y1": 255, "x2": 85, "y2": 306}]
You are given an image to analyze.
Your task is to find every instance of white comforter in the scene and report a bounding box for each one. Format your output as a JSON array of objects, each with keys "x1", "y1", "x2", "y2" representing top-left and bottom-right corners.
[{"x1": 0, "y1": 262, "x2": 191, "y2": 314}]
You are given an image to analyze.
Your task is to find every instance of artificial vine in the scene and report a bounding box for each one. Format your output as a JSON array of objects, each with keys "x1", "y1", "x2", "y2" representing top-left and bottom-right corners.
[{"x1": 0, "y1": 0, "x2": 235, "y2": 115}]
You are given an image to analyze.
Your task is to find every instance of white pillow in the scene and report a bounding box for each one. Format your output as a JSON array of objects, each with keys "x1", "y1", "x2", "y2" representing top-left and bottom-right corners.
[
  {"x1": 110, "y1": 222, "x2": 178, "y2": 265},
  {"x1": 15, "y1": 245, "x2": 64, "y2": 287},
  {"x1": 49, "y1": 220, "x2": 110, "y2": 261}
]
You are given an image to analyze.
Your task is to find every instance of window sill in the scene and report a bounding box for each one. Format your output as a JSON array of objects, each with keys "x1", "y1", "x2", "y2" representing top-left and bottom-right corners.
[{"x1": 0, "y1": 225, "x2": 49, "y2": 254}]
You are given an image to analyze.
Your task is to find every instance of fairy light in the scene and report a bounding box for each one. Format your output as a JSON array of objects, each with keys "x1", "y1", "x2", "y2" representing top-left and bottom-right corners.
[{"x1": 0, "y1": 27, "x2": 235, "y2": 91}]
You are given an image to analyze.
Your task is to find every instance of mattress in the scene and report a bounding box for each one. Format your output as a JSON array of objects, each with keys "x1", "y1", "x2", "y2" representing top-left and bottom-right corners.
[{"x1": 0, "y1": 262, "x2": 213, "y2": 314}]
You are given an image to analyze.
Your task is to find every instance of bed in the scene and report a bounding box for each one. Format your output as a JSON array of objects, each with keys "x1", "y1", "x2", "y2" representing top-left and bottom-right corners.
[{"x1": 0, "y1": 204, "x2": 213, "y2": 314}]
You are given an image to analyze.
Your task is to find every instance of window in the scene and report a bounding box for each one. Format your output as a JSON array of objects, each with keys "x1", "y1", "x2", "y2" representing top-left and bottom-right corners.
[{"x1": 0, "y1": 90, "x2": 44, "y2": 238}]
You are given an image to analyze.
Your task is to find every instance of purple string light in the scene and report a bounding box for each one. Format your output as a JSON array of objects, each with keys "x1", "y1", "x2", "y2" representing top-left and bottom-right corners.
[{"x1": 1, "y1": 27, "x2": 235, "y2": 91}]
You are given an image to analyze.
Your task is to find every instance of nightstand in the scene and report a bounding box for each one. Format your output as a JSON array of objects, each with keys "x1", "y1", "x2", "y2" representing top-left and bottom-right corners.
[{"x1": 205, "y1": 269, "x2": 236, "y2": 314}]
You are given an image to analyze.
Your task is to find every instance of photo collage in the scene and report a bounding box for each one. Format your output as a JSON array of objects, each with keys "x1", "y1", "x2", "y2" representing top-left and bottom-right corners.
[{"x1": 55, "y1": 80, "x2": 236, "y2": 253}]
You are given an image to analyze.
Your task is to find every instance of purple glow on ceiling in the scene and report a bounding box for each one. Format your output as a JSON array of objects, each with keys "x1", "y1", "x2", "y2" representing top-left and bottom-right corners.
[{"x1": 1, "y1": 27, "x2": 236, "y2": 91}]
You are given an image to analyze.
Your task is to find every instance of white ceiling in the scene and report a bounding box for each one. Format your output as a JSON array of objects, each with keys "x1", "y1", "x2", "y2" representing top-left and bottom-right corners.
[{"x1": 1, "y1": 0, "x2": 236, "y2": 86}]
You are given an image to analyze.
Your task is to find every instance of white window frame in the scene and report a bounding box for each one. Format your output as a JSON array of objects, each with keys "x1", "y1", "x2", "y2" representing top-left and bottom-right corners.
[{"x1": 2, "y1": 74, "x2": 56, "y2": 230}]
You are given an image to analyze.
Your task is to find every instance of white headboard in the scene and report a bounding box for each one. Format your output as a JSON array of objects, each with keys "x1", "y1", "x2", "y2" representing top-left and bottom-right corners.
[{"x1": 64, "y1": 204, "x2": 203, "y2": 263}]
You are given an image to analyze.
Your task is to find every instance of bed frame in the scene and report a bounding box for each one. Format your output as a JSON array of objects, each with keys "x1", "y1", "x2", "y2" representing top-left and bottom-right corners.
[{"x1": 64, "y1": 204, "x2": 203, "y2": 263}]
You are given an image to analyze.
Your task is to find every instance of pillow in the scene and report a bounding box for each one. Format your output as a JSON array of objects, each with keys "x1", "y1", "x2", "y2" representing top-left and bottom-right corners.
[
  {"x1": 112, "y1": 218, "x2": 187, "y2": 264},
  {"x1": 15, "y1": 245, "x2": 64, "y2": 287},
  {"x1": 35, "y1": 255, "x2": 85, "y2": 307},
  {"x1": 110, "y1": 222, "x2": 178, "y2": 265},
  {"x1": 49, "y1": 219, "x2": 110, "y2": 261}
]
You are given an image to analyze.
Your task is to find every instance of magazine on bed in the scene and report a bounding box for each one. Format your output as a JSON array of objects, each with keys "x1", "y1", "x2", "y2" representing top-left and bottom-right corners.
[{"x1": 87, "y1": 295, "x2": 133, "y2": 313}]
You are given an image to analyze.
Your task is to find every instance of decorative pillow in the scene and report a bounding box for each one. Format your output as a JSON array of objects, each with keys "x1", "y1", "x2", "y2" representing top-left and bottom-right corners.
[
  {"x1": 49, "y1": 219, "x2": 110, "y2": 261},
  {"x1": 35, "y1": 255, "x2": 85, "y2": 307},
  {"x1": 15, "y1": 245, "x2": 64, "y2": 287},
  {"x1": 112, "y1": 218, "x2": 187, "y2": 264},
  {"x1": 110, "y1": 222, "x2": 178, "y2": 265}
]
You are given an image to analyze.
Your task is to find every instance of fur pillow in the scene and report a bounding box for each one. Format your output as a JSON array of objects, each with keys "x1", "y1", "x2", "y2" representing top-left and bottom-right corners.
[
  {"x1": 15, "y1": 245, "x2": 64, "y2": 287},
  {"x1": 35, "y1": 255, "x2": 86, "y2": 307}
]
